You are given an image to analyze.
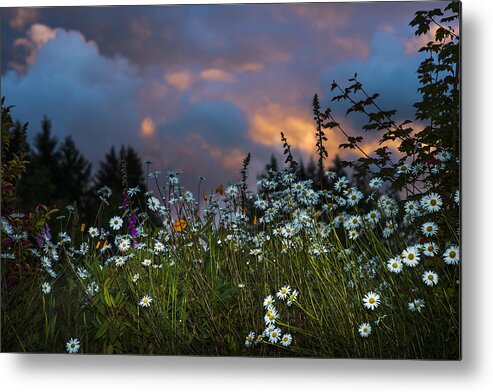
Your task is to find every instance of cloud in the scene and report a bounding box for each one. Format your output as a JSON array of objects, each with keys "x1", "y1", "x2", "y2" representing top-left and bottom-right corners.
[
  {"x1": 9, "y1": 8, "x2": 38, "y2": 29},
  {"x1": 140, "y1": 117, "x2": 156, "y2": 137},
  {"x1": 200, "y1": 68, "x2": 234, "y2": 83},
  {"x1": 166, "y1": 71, "x2": 194, "y2": 91},
  {"x1": 2, "y1": 24, "x2": 144, "y2": 165}
]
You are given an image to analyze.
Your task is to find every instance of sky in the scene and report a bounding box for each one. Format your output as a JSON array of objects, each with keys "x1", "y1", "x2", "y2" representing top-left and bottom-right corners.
[{"x1": 0, "y1": 1, "x2": 445, "y2": 193}]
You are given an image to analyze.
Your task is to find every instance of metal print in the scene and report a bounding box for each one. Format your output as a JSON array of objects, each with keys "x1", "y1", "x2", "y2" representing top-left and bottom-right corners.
[{"x1": 0, "y1": 1, "x2": 460, "y2": 358}]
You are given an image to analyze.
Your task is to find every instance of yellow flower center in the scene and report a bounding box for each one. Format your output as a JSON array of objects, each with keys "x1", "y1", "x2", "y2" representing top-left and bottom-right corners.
[
  {"x1": 431, "y1": 199, "x2": 437, "y2": 206},
  {"x1": 369, "y1": 297, "x2": 375, "y2": 304},
  {"x1": 427, "y1": 226, "x2": 432, "y2": 231},
  {"x1": 449, "y1": 251, "x2": 457, "y2": 258},
  {"x1": 428, "y1": 274, "x2": 434, "y2": 281},
  {"x1": 408, "y1": 254, "x2": 414, "y2": 260},
  {"x1": 392, "y1": 262, "x2": 398, "y2": 268},
  {"x1": 428, "y1": 245, "x2": 433, "y2": 251}
]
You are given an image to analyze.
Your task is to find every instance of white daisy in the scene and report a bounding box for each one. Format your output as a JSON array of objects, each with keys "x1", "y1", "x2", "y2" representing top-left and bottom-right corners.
[
  {"x1": 66, "y1": 338, "x2": 80, "y2": 354},
  {"x1": 280, "y1": 333, "x2": 293, "y2": 347},
  {"x1": 369, "y1": 177, "x2": 383, "y2": 189},
  {"x1": 41, "y1": 282, "x2": 51, "y2": 295},
  {"x1": 142, "y1": 258, "x2": 152, "y2": 267},
  {"x1": 139, "y1": 295, "x2": 153, "y2": 307},
  {"x1": 363, "y1": 291, "x2": 381, "y2": 310},
  {"x1": 454, "y1": 190, "x2": 460, "y2": 205},
  {"x1": 386, "y1": 257, "x2": 403, "y2": 273},
  {"x1": 420, "y1": 192, "x2": 443, "y2": 213},
  {"x1": 268, "y1": 327, "x2": 282, "y2": 343},
  {"x1": 118, "y1": 238, "x2": 131, "y2": 252},
  {"x1": 401, "y1": 246, "x2": 421, "y2": 267},
  {"x1": 114, "y1": 256, "x2": 126, "y2": 267},
  {"x1": 421, "y1": 221, "x2": 438, "y2": 237},
  {"x1": 422, "y1": 270, "x2": 439, "y2": 286},
  {"x1": 423, "y1": 242, "x2": 439, "y2": 257},
  {"x1": 408, "y1": 298, "x2": 425, "y2": 312},
  {"x1": 147, "y1": 196, "x2": 161, "y2": 211},
  {"x1": 245, "y1": 332, "x2": 255, "y2": 348},
  {"x1": 358, "y1": 323, "x2": 371, "y2": 338},
  {"x1": 109, "y1": 216, "x2": 123, "y2": 230},
  {"x1": 264, "y1": 307, "x2": 279, "y2": 326},
  {"x1": 88, "y1": 227, "x2": 99, "y2": 238},
  {"x1": 397, "y1": 162, "x2": 411, "y2": 174},
  {"x1": 276, "y1": 285, "x2": 291, "y2": 300},
  {"x1": 263, "y1": 295, "x2": 275, "y2": 308},
  {"x1": 226, "y1": 185, "x2": 238, "y2": 197},
  {"x1": 287, "y1": 289, "x2": 299, "y2": 306},
  {"x1": 443, "y1": 245, "x2": 459, "y2": 265},
  {"x1": 404, "y1": 200, "x2": 420, "y2": 216}
]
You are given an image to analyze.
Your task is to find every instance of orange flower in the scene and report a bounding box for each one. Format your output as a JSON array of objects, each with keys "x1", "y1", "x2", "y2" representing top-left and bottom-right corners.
[
  {"x1": 80, "y1": 223, "x2": 86, "y2": 232},
  {"x1": 253, "y1": 215, "x2": 257, "y2": 225},
  {"x1": 203, "y1": 191, "x2": 207, "y2": 201},
  {"x1": 216, "y1": 184, "x2": 224, "y2": 196},
  {"x1": 174, "y1": 219, "x2": 187, "y2": 233}
]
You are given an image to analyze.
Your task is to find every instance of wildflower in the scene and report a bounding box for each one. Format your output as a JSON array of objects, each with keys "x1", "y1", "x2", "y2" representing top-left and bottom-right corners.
[
  {"x1": 408, "y1": 299, "x2": 425, "y2": 312},
  {"x1": 41, "y1": 282, "x2": 51, "y2": 295},
  {"x1": 334, "y1": 177, "x2": 349, "y2": 191},
  {"x1": 76, "y1": 267, "x2": 88, "y2": 279},
  {"x1": 139, "y1": 295, "x2": 153, "y2": 307},
  {"x1": 287, "y1": 289, "x2": 299, "y2": 306},
  {"x1": 420, "y1": 192, "x2": 443, "y2": 213},
  {"x1": 366, "y1": 210, "x2": 381, "y2": 224},
  {"x1": 264, "y1": 307, "x2": 279, "y2": 326},
  {"x1": 109, "y1": 216, "x2": 123, "y2": 230},
  {"x1": 404, "y1": 200, "x2": 420, "y2": 216},
  {"x1": 132, "y1": 273, "x2": 140, "y2": 283},
  {"x1": 386, "y1": 257, "x2": 403, "y2": 273},
  {"x1": 369, "y1": 177, "x2": 383, "y2": 189},
  {"x1": 422, "y1": 270, "x2": 439, "y2": 286},
  {"x1": 88, "y1": 227, "x2": 99, "y2": 238},
  {"x1": 142, "y1": 259, "x2": 152, "y2": 267},
  {"x1": 245, "y1": 332, "x2": 255, "y2": 348},
  {"x1": 454, "y1": 190, "x2": 460, "y2": 205},
  {"x1": 436, "y1": 149, "x2": 451, "y2": 162},
  {"x1": 118, "y1": 238, "x2": 131, "y2": 252},
  {"x1": 268, "y1": 327, "x2": 282, "y2": 343},
  {"x1": 66, "y1": 338, "x2": 80, "y2": 354},
  {"x1": 397, "y1": 162, "x2": 410, "y2": 174},
  {"x1": 226, "y1": 185, "x2": 238, "y2": 197},
  {"x1": 421, "y1": 221, "x2": 438, "y2": 237},
  {"x1": 154, "y1": 241, "x2": 165, "y2": 253},
  {"x1": 79, "y1": 243, "x2": 89, "y2": 255},
  {"x1": 147, "y1": 197, "x2": 161, "y2": 211},
  {"x1": 254, "y1": 197, "x2": 268, "y2": 210},
  {"x1": 250, "y1": 248, "x2": 262, "y2": 256},
  {"x1": 423, "y1": 242, "x2": 439, "y2": 257},
  {"x1": 173, "y1": 219, "x2": 187, "y2": 233},
  {"x1": 358, "y1": 323, "x2": 371, "y2": 338},
  {"x1": 127, "y1": 186, "x2": 140, "y2": 197},
  {"x1": 115, "y1": 256, "x2": 126, "y2": 267},
  {"x1": 346, "y1": 189, "x2": 363, "y2": 206},
  {"x1": 276, "y1": 285, "x2": 291, "y2": 300},
  {"x1": 363, "y1": 291, "x2": 381, "y2": 310},
  {"x1": 401, "y1": 246, "x2": 421, "y2": 267},
  {"x1": 263, "y1": 295, "x2": 275, "y2": 308},
  {"x1": 86, "y1": 282, "x2": 99, "y2": 296},
  {"x1": 443, "y1": 245, "x2": 459, "y2": 265},
  {"x1": 348, "y1": 230, "x2": 359, "y2": 240},
  {"x1": 280, "y1": 333, "x2": 293, "y2": 347}
]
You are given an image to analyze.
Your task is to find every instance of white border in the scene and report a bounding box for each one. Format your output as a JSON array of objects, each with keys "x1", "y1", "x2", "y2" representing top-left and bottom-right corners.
[{"x1": 1, "y1": 0, "x2": 492, "y2": 391}]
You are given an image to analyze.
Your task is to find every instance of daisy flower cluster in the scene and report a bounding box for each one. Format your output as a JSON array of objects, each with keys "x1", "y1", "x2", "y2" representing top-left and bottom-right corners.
[{"x1": 245, "y1": 286, "x2": 299, "y2": 350}]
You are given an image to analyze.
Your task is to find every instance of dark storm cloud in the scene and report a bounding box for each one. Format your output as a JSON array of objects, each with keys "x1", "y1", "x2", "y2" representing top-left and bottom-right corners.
[{"x1": 2, "y1": 27, "x2": 144, "y2": 164}]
